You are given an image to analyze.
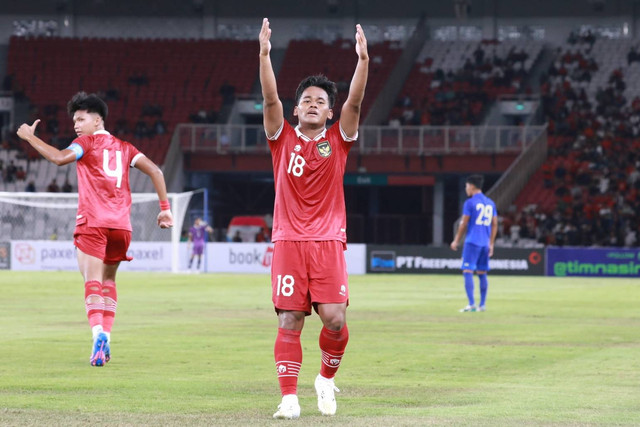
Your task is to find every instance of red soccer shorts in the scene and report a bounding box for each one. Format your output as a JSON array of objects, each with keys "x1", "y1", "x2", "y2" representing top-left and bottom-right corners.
[
  {"x1": 74, "y1": 223, "x2": 133, "y2": 265},
  {"x1": 271, "y1": 241, "x2": 349, "y2": 315}
]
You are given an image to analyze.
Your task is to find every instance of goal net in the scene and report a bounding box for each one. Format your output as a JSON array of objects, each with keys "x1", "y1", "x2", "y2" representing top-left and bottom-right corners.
[{"x1": 0, "y1": 189, "x2": 208, "y2": 273}]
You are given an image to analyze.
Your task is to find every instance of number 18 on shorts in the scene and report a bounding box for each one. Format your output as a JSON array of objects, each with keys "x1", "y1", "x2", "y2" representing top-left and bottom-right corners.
[{"x1": 271, "y1": 241, "x2": 349, "y2": 314}]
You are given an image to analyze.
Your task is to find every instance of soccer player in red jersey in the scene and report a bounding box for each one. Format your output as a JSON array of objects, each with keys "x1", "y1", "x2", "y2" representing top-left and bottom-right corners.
[
  {"x1": 259, "y1": 18, "x2": 369, "y2": 419},
  {"x1": 17, "y1": 92, "x2": 173, "y2": 367}
]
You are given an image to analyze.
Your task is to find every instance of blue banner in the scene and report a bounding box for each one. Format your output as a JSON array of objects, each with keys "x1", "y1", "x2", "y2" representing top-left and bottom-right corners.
[
  {"x1": 367, "y1": 246, "x2": 545, "y2": 275},
  {"x1": 547, "y1": 247, "x2": 640, "y2": 277}
]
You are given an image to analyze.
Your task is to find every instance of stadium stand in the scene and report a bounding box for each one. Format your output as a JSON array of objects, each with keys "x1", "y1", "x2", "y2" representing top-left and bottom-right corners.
[
  {"x1": 389, "y1": 39, "x2": 544, "y2": 126},
  {"x1": 3, "y1": 17, "x2": 638, "y2": 247},
  {"x1": 508, "y1": 36, "x2": 640, "y2": 247},
  {"x1": 277, "y1": 38, "x2": 402, "y2": 122},
  {"x1": 5, "y1": 36, "x2": 258, "y2": 190}
]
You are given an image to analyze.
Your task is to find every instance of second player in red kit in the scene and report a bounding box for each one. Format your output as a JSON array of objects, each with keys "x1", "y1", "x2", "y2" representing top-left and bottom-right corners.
[{"x1": 17, "y1": 92, "x2": 173, "y2": 368}]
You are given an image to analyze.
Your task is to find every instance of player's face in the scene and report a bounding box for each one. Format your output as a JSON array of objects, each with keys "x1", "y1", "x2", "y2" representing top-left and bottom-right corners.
[
  {"x1": 465, "y1": 182, "x2": 474, "y2": 197},
  {"x1": 73, "y1": 110, "x2": 102, "y2": 137},
  {"x1": 294, "y1": 86, "x2": 333, "y2": 126}
]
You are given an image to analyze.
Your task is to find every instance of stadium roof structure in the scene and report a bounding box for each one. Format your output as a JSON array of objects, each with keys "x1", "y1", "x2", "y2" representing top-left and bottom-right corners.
[{"x1": 0, "y1": 0, "x2": 635, "y2": 19}]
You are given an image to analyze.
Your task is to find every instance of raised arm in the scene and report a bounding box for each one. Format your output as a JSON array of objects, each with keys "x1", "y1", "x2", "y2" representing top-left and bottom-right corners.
[
  {"x1": 17, "y1": 120, "x2": 76, "y2": 166},
  {"x1": 134, "y1": 156, "x2": 173, "y2": 228},
  {"x1": 259, "y1": 18, "x2": 284, "y2": 138},
  {"x1": 340, "y1": 24, "x2": 370, "y2": 139}
]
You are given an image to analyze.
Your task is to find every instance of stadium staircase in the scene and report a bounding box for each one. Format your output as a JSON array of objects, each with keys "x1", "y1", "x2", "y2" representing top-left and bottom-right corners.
[
  {"x1": 364, "y1": 14, "x2": 429, "y2": 125},
  {"x1": 512, "y1": 169, "x2": 557, "y2": 212},
  {"x1": 486, "y1": 125, "x2": 548, "y2": 213},
  {"x1": 521, "y1": 44, "x2": 556, "y2": 94}
]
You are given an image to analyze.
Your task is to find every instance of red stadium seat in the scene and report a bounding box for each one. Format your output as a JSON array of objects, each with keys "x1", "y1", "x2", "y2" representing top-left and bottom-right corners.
[{"x1": 8, "y1": 37, "x2": 259, "y2": 165}]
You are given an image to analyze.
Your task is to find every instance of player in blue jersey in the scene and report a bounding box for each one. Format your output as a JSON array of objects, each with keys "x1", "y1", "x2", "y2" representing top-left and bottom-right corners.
[{"x1": 450, "y1": 175, "x2": 498, "y2": 312}]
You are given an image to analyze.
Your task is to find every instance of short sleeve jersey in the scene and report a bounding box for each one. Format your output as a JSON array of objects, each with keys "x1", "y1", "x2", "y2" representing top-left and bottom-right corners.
[
  {"x1": 72, "y1": 131, "x2": 144, "y2": 230},
  {"x1": 462, "y1": 192, "x2": 497, "y2": 247},
  {"x1": 190, "y1": 225, "x2": 206, "y2": 244},
  {"x1": 268, "y1": 120, "x2": 354, "y2": 242}
]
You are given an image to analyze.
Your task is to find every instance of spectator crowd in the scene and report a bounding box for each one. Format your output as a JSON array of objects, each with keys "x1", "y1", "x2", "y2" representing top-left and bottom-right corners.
[{"x1": 508, "y1": 33, "x2": 640, "y2": 247}]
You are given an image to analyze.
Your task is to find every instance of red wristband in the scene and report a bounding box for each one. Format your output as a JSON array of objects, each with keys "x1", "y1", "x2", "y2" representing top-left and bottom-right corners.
[{"x1": 159, "y1": 200, "x2": 171, "y2": 211}]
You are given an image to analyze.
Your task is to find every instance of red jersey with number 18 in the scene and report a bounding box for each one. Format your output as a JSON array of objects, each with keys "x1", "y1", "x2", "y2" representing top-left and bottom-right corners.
[
  {"x1": 268, "y1": 120, "x2": 354, "y2": 243},
  {"x1": 72, "y1": 130, "x2": 144, "y2": 231}
]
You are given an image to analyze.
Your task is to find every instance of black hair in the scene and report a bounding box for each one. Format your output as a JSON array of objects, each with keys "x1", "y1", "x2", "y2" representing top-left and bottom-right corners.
[
  {"x1": 295, "y1": 74, "x2": 337, "y2": 108},
  {"x1": 67, "y1": 91, "x2": 108, "y2": 120},
  {"x1": 466, "y1": 174, "x2": 484, "y2": 190}
]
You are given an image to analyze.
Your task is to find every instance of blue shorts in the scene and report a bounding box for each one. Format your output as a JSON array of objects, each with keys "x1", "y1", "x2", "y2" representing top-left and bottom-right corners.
[{"x1": 461, "y1": 243, "x2": 490, "y2": 272}]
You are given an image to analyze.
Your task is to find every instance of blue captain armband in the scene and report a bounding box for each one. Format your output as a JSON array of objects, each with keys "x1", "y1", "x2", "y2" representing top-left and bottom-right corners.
[{"x1": 66, "y1": 143, "x2": 84, "y2": 160}]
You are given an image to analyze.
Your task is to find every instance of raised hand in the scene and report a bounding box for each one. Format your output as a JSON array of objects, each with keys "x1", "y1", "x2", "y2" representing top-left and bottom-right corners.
[
  {"x1": 259, "y1": 17, "x2": 272, "y2": 56},
  {"x1": 17, "y1": 119, "x2": 41, "y2": 141},
  {"x1": 355, "y1": 24, "x2": 368, "y2": 61}
]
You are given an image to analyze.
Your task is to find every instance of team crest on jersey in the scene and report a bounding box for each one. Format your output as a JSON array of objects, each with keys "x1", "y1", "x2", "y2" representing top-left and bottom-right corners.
[{"x1": 316, "y1": 140, "x2": 331, "y2": 157}]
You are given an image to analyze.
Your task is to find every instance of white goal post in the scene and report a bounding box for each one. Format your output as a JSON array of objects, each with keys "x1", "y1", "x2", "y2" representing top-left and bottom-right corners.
[{"x1": 0, "y1": 189, "x2": 207, "y2": 273}]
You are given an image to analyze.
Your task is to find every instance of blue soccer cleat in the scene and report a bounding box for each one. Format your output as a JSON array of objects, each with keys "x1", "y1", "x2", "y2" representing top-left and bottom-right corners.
[
  {"x1": 104, "y1": 340, "x2": 111, "y2": 363},
  {"x1": 90, "y1": 332, "x2": 108, "y2": 367}
]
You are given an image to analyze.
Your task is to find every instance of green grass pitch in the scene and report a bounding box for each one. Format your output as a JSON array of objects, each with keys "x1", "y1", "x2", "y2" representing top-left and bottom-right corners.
[{"x1": 0, "y1": 271, "x2": 638, "y2": 426}]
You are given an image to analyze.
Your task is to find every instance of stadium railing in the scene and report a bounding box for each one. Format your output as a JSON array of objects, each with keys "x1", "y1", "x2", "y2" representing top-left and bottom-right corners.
[{"x1": 175, "y1": 124, "x2": 547, "y2": 155}]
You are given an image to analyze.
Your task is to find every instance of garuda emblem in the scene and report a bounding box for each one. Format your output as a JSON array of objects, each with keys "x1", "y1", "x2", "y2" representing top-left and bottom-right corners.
[{"x1": 316, "y1": 140, "x2": 331, "y2": 157}]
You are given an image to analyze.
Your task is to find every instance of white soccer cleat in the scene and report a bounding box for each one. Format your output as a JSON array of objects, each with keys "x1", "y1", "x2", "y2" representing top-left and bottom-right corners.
[
  {"x1": 272, "y1": 394, "x2": 300, "y2": 419},
  {"x1": 315, "y1": 374, "x2": 339, "y2": 416},
  {"x1": 459, "y1": 305, "x2": 477, "y2": 312}
]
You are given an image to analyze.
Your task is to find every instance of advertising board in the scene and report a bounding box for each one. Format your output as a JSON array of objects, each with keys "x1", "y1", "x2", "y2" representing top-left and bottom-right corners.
[
  {"x1": 368, "y1": 245, "x2": 545, "y2": 275},
  {"x1": 547, "y1": 247, "x2": 640, "y2": 277}
]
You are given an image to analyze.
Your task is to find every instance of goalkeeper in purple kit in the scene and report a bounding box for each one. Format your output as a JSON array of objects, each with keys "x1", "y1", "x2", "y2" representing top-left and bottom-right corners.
[{"x1": 188, "y1": 217, "x2": 212, "y2": 272}]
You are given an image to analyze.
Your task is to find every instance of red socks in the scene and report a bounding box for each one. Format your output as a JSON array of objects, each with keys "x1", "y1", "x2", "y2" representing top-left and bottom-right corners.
[
  {"x1": 274, "y1": 328, "x2": 302, "y2": 396},
  {"x1": 319, "y1": 324, "x2": 349, "y2": 379},
  {"x1": 274, "y1": 325, "x2": 349, "y2": 394},
  {"x1": 84, "y1": 280, "x2": 104, "y2": 328},
  {"x1": 102, "y1": 280, "x2": 118, "y2": 333}
]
